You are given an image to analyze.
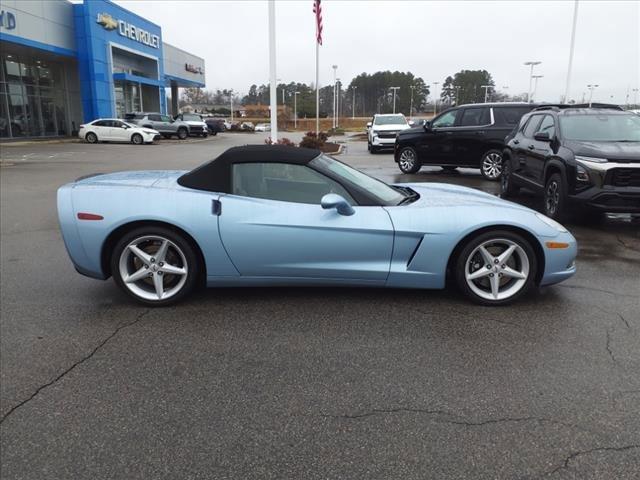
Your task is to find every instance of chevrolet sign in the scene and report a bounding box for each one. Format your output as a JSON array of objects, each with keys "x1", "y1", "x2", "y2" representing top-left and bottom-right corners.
[
  {"x1": 96, "y1": 12, "x2": 160, "y2": 49},
  {"x1": 96, "y1": 12, "x2": 117, "y2": 30}
]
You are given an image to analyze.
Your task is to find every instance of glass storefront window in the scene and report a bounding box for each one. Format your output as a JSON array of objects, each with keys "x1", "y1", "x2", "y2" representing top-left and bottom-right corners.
[{"x1": 0, "y1": 52, "x2": 69, "y2": 138}]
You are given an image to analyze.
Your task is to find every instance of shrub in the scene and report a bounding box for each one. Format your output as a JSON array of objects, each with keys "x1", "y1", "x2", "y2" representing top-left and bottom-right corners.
[
  {"x1": 299, "y1": 131, "x2": 328, "y2": 149},
  {"x1": 264, "y1": 137, "x2": 296, "y2": 146}
]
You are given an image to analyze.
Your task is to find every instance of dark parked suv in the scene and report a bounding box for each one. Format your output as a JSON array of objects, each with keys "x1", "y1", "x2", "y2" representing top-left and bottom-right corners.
[
  {"x1": 501, "y1": 104, "x2": 640, "y2": 221},
  {"x1": 394, "y1": 103, "x2": 536, "y2": 180}
]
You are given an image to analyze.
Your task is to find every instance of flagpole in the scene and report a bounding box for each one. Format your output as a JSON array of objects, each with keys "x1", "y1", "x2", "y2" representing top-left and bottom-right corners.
[
  {"x1": 268, "y1": 0, "x2": 278, "y2": 142},
  {"x1": 315, "y1": 41, "x2": 319, "y2": 134}
]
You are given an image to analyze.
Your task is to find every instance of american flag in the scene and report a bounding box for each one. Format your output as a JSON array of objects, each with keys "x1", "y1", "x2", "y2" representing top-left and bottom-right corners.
[{"x1": 313, "y1": 0, "x2": 323, "y2": 45}]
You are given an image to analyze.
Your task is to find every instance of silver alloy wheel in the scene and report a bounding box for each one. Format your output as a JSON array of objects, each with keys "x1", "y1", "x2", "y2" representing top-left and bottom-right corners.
[
  {"x1": 464, "y1": 238, "x2": 530, "y2": 301},
  {"x1": 132, "y1": 134, "x2": 143, "y2": 145},
  {"x1": 546, "y1": 180, "x2": 560, "y2": 216},
  {"x1": 482, "y1": 152, "x2": 503, "y2": 179},
  {"x1": 399, "y1": 148, "x2": 416, "y2": 171},
  {"x1": 118, "y1": 235, "x2": 188, "y2": 301}
]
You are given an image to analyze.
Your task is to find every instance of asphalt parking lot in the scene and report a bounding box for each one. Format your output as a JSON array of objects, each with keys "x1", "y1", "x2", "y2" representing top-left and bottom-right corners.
[{"x1": 1, "y1": 133, "x2": 639, "y2": 479}]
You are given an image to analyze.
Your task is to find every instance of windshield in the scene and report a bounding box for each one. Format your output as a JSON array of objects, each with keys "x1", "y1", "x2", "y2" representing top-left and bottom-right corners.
[
  {"x1": 559, "y1": 114, "x2": 640, "y2": 141},
  {"x1": 309, "y1": 154, "x2": 405, "y2": 205},
  {"x1": 374, "y1": 115, "x2": 407, "y2": 126}
]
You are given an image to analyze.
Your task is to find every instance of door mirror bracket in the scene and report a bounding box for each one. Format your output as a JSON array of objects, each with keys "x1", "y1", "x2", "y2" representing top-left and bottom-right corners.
[{"x1": 321, "y1": 193, "x2": 355, "y2": 216}]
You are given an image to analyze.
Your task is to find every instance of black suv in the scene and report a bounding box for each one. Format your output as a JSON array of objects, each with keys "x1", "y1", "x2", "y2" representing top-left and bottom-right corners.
[
  {"x1": 394, "y1": 103, "x2": 537, "y2": 180},
  {"x1": 501, "y1": 104, "x2": 640, "y2": 221}
]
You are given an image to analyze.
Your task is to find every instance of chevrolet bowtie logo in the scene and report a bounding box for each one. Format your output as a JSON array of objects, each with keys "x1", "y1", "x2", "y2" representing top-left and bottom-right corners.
[{"x1": 96, "y1": 13, "x2": 118, "y2": 30}]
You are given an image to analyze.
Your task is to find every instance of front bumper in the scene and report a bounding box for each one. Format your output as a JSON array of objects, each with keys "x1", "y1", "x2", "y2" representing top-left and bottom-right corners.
[
  {"x1": 540, "y1": 230, "x2": 578, "y2": 286},
  {"x1": 371, "y1": 136, "x2": 396, "y2": 147},
  {"x1": 573, "y1": 162, "x2": 640, "y2": 213}
]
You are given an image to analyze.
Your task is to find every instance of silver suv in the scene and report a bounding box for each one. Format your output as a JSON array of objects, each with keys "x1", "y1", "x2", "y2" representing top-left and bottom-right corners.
[{"x1": 125, "y1": 113, "x2": 190, "y2": 140}]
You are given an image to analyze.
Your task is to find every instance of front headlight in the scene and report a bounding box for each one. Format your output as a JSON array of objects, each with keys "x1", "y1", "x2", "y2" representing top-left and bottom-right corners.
[
  {"x1": 576, "y1": 164, "x2": 590, "y2": 183},
  {"x1": 372, "y1": 130, "x2": 378, "y2": 137},
  {"x1": 536, "y1": 213, "x2": 568, "y2": 233},
  {"x1": 575, "y1": 155, "x2": 608, "y2": 163}
]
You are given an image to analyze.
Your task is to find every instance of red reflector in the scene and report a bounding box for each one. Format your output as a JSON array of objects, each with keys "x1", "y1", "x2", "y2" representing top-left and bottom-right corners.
[{"x1": 77, "y1": 212, "x2": 103, "y2": 220}]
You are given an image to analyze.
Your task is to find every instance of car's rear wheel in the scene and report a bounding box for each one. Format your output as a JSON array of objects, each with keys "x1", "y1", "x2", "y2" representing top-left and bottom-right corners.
[
  {"x1": 480, "y1": 150, "x2": 503, "y2": 181},
  {"x1": 131, "y1": 133, "x2": 143, "y2": 145},
  {"x1": 177, "y1": 128, "x2": 188, "y2": 140},
  {"x1": 544, "y1": 173, "x2": 568, "y2": 222},
  {"x1": 397, "y1": 146, "x2": 421, "y2": 173},
  {"x1": 500, "y1": 159, "x2": 520, "y2": 198},
  {"x1": 85, "y1": 132, "x2": 98, "y2": 144},
  {"x1": 111, "y1": 227, "x2": 198, "y2": 306},
  {"x1": 455, "y1": 230, "x2": 537, "y2": 306}
]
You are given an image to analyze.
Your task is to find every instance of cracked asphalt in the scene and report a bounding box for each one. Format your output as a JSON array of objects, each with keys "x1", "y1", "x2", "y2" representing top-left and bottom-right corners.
[{"x1": 1, "y1": 133, "x2": 639, "y2": 479}]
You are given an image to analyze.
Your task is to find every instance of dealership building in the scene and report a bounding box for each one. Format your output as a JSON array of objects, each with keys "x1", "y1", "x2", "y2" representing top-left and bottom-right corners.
[{"x1": 0, "y1": 0, "x2": 205, "y2": 139}]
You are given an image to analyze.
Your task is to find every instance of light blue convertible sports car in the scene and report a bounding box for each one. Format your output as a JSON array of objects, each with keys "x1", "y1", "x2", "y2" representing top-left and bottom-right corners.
[{"x1": 57, "y1": 145, "x2": 577, "y2": 306}]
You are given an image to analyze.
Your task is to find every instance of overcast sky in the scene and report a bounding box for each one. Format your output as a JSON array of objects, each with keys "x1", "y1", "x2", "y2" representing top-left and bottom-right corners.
[{"x1": 115, "y1": 0, "x2": 639, "y2": 104}]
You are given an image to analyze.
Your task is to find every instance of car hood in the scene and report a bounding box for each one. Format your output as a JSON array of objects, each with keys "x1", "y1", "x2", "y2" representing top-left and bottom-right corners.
[
  {"x1": 72, "y1": 170, "x2": 186, "y2": 188},
  {"x1": 184, "y1": 121, "x2": 207, "y2": 127},
  {"x1": 372, "y1": 124, "x2": 410, "y2": 132},
  {"x1": 565, "y1": 140, "x2": 640, "y2": 162},
  {"x1": 396, "y1": 182, "x2": 532, "y2": 211}
]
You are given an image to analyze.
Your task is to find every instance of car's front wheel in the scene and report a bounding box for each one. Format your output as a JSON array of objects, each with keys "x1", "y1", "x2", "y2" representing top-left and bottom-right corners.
[
  {"x1": 177, "y1": 128, "x2": 188, "y2": 140},
  {"x1": 544, "y1": 173, "x2": 568, "y2": 222},
  {"x1": 480, "y1": 150, "x2": 503, "y2": 181},
  {"x1": 455, "y1": 230, "x2": 537, "y2": 306},
  {"x1": 397, "y1": 146, "x2": 421, "y2": 173},
  {"x1": 500, "y1": 159, "x2": 520, "y2": 198},
  {"x1": 111, "y1": 226, "x2": 199, "y2": 306},
  {"x1": 131, "y1": 133, "x2": 144, "y2": 145}
]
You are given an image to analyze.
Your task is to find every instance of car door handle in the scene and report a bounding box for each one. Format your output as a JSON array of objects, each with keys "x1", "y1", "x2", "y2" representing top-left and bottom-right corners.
[
  {"x1": 474, "y1": 131, "x2": 485, "y2": 135},
  {"x1": 444, "y1": 131, "x2": 453, "y2": 135},
  {"x1": 212, "y1": 199, "x2": 222, "y2": 216},
  {"x1": 528, "y1": 145, "x2": 535, "y2": 150}
]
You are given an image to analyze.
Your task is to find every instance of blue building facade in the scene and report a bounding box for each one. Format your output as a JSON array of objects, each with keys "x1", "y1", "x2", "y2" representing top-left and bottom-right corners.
[{"x1": 0, "y1": 0, "x2": 205, "y2": 138}]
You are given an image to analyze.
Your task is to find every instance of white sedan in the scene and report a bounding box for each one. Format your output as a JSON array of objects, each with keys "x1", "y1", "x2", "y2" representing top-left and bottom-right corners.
[
  {"x1": 79, "y1": 119, "x2": 160, "y2": 145},
  {"x1": 254, "y1": 123, "x2": 271, "y2": 132}
]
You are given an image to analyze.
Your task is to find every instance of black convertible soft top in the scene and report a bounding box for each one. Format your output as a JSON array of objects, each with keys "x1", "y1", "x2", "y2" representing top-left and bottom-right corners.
[{"x1": 177, "y1": 145, "x2": 322, "y2": 193}]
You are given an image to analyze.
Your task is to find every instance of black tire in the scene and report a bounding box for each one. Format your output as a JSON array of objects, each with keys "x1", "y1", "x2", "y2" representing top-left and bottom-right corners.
[
  {"x1": 110, "y1": 226, "x2": 199, "y2": 307},
  {"x1": 441, "y1": 166, "x2": 458, "y2": 172},
  {"x1": 367, "y1": 141, "x2": 372, "y2": 152},
  {"x1": 397, "y1": 146, "x2": 421, "y2": 173},
  {"x1": 500, "y1": 159, "x2": 520, "y2": 198},
  {"x1": 202, "y1": 132, "x2": 208, "y2": 138},
  {"x1": 131, "y1": 133, "x2": 144, "y2": 145},
  {"x1": 177, "y1": 128, "x2": 188, "y2": 140},
  {"x1": 480, "y1": 149, "x2": 503, "y2": 181},
  {"x1": 544, "y1": 173, "x2": 568, "y2": 222},
  {"x1": 210, "y1": 131, "x2": 217, "y2": 136},
  {"x1": 455, "y1": 230, "x2": 538, "y2": 306},
  {"x1": 85, "y1": 132, "x2": 98, "y2": 144}
]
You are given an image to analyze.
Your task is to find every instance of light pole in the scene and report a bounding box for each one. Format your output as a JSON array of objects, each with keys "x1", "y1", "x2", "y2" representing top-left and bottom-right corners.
[
  {"x1": 409, "y1": 85, "x2": 416, "y2": 117},
  {"x1": 633, "y1": 88, "x2": 639, "y2": 107},
  {"x1": 336, "y1": 79, "x2": 341, "y2": 127},
  {"x1": 454, "y1": 85, "x2": 460, "y2": 105},
  {"x1": 229, "y1": 89, "x2": 234, "y2": 123},
  {"x1": 351, "y1": 86, "x2": 357, "y2": 119},
  {"x1": 432, "y1": 81, "x2": 440, "y2": 114},
  {"x1": 389, "y1": 87, "x2": 400, "y2": 114},
  {"x1": 524, "y1": 61, "x2": 541, "y2": 103},
  {"x1": 293, "y1": 91, "x2": 300, "y2": 129},
  {"x1": 532, "y1": 75, "x2": 543, "y2": 102},
  {"x1": 332, "y1": 65, "x2": 338, "y2": 128},
  {"x1": 563, "y1": 0, "x2": 579, "y2": 103},
  {"x1": 587, "y1": 84, "x2": 599, "y2": 106},
  {"x1": 481, "y1": 85, "x2": 492, "y2": 103}
]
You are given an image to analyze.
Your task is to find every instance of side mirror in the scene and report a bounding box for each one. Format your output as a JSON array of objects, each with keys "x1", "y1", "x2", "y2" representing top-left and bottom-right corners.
[
  {"x1": 122, "y1": 124, "x2": 129, "y2": 129},
  {"x1": 423, "y1": 120, "x2": 432, "y2": 131},
  {"x1": 534, "y1": 131, "x2": 551, "y2": 142},
  {"x1": 366, "y1": 122, "x2": 372, "y2": 128},
  {"x1": 321, "y1": 193, "x2": 355, "y2": 216}
]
